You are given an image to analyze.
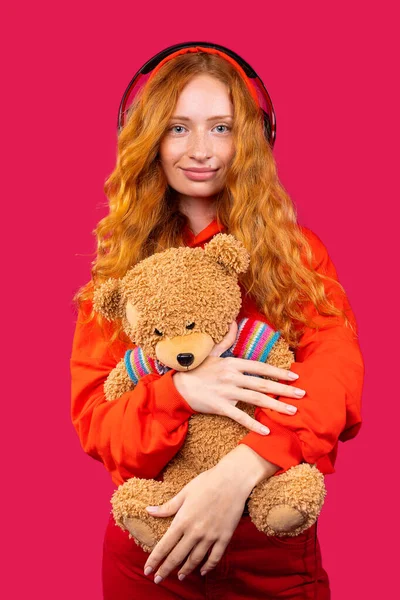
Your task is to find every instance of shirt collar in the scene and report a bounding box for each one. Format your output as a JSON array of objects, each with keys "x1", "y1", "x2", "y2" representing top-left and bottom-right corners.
[{"x1": 183, "y1": 217, "x2": 225, "y2": 247}]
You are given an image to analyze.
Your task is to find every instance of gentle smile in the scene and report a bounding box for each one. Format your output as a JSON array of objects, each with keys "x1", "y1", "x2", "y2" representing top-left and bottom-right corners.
[
  {"x1": 180, "y1": 168, "x2": 219, "y2": 181},
  {"x1": 181, "y1": 168, "x2": 218, "y2": 172}
]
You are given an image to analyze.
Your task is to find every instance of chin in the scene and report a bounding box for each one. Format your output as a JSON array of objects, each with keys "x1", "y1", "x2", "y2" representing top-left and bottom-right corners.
[{"x1": 183, "y1": 186, "x2": 220, "y2": 197}]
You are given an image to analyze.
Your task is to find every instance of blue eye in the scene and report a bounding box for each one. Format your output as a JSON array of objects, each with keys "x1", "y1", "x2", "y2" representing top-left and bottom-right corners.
[
  {"x1": 168, "y1": 124, "x2": 231, "y2": 134},
  {"x1": 170, "y1": 125, "x2": 185, "y2": 134},
  {"x1": 214, "y1": 125, "x2": 230, "y2": 133}
]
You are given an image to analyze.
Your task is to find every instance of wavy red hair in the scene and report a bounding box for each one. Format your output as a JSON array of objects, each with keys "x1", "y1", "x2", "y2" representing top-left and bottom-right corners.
[{"x1": 72, "y1": 51, "x2": 355, "y2": 349}]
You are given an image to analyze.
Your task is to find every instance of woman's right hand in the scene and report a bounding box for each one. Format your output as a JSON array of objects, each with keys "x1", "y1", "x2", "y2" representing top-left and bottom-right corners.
[{"x1": 172, "y1": 321, "x2": 305, "y2": 435}]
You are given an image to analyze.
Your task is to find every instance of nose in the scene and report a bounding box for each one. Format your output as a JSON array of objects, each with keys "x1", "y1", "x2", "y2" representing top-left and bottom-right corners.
[
  {"x1": 177, "y1": 353, "x2": 194, "y2": 367},
  {"x1": 188, "y1": 130, "x2": 212, "y2": 160}
]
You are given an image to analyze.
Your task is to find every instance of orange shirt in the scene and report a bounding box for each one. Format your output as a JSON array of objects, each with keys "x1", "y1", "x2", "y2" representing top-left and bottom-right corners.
[{"x1": 70, "y1": 220, "x2": 364, "y2": 486}]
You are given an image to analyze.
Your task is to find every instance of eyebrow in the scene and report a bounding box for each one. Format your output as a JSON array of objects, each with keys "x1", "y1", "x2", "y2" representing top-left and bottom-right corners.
[{"x1": 170, "y1": 115, "x2": 233, "y2": 121}]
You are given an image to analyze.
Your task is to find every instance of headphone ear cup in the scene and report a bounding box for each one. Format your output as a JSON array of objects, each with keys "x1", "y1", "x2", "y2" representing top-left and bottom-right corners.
[{"x1": 262, "y1": 110, "x2": 273, "y2": 146}]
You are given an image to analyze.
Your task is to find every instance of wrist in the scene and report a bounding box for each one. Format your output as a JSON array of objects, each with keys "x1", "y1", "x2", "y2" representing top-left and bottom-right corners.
[
  {"x1": 214, "y1": 445, "x2": 280, "y2": 494},
  {"x1": 172, "y1": 370, "x2": 189, "y2": 398}
]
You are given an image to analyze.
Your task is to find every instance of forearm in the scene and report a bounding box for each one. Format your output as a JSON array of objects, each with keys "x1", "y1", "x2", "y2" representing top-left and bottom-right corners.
[
  {"x1": 213, "y1": 444, "x2": 280, "y2": 495},
  {"x1": 70, "y1": 302, "x2": 197, "y2": 485},
  {"x1": 236, "y1": 230, "x2": 364, "y2": 475}
]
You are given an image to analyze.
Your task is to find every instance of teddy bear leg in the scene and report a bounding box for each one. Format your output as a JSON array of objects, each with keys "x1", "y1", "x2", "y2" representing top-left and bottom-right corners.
[
  {"x1": 111, "y1": 466, "x2": 195, "y2": 553},
  {"x1": 248, "y1": 463, "x2": 327, "y2": 537},
  {"x1": 111, "y1": 478, "x2": 179, "y2": 552}
]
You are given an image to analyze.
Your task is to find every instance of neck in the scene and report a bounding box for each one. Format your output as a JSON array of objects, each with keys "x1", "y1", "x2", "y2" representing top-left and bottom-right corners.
[{"x1": 178, "y1": 194, "x2": 217, "y2": 236}]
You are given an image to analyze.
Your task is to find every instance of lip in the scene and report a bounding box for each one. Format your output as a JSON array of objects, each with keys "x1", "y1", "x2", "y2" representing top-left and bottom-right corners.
[
  {"x1": 182, "y1": 167, "x2": 218, "y2": 172},
  {"x1": 181, "y1": 168, "x2": 219, "y2": 181}
]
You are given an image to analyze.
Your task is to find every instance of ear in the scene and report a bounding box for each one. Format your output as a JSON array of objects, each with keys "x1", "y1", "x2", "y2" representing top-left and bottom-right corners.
[
  {"x1": 204, "y1": 233, "x2": 250, "y2": 275},
  {"x1": 126, "y1": 300, "x2": 141, "y2": 328},
  {"x1": 92, "y1": 278, "x2": 125, "y2": 321}
]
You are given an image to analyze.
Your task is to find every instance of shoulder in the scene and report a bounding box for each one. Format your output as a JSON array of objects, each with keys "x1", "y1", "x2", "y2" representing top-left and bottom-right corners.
[
  {"x1": 299, "y1": 225, "x2": 326, "y2": 251},
  {"x1": 298, "y1": 225, "x2": 331, "y2": 271}
]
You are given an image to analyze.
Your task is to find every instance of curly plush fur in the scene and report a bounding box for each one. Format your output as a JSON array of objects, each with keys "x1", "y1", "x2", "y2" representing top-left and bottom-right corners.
[{"x1": 93, "y1": 234, "x2": 326, "y2": 552}]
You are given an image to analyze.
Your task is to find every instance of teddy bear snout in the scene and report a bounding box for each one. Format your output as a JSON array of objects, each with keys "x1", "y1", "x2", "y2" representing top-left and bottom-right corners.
[
  {"x1": 177, "y1": 353, "x2": 195, "y2": 367},
  {"x1": 155, "y1": 332, "x2": 215, "y2": 370}
]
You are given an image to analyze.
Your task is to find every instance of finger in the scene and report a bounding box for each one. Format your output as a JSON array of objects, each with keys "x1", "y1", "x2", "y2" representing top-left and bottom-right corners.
[
  {"x1": 232, "y1": 387, "x2": 299, "y2": 415},
  {"x1": 233, "y1": 372, "x2": 306, "y2": 400},
  {"x1": 210, "y1": 321, "x2": 238, "y2": 357},
  {"x1": 199, "y1": 539, "x2": 231, "y2": 576},
  {"x1": 222, "y1": 403, "x2": 271, "y2": 434},
  {"x1": 146, "y1": 488, "x2": 186, "y2": 517},
  {"x1": 155, "y1": 535, "x2": 210, "y2": 582},
  {"x1": 144, "y1": 526, "x2": 184, "y2": 576},
  {"x1": 177, "y1": 539, "x2": 214, "y2": 580},
  {"x1": 227, "y1": 356, "x2": 300, "y2": 381}
]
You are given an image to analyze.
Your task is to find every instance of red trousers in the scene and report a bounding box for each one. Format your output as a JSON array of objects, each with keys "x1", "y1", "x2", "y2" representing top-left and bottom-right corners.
[{"x1": 102, "y1": 512, "x2": 330, "y2": 599}]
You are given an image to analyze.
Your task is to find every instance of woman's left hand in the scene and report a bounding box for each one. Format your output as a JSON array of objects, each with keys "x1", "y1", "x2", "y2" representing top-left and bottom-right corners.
[{"x1": 143, "y1": 465, "x2": 253, "y2": 584}]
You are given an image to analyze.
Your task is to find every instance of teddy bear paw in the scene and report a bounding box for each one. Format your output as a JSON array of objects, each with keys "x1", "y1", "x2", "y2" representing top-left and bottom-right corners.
[
  {"x1": 123, "y1": 517, "x2": 157, "y2": 549},
  {"x1": 266, "y1": 505, "x2": 306, "y2": 533}
]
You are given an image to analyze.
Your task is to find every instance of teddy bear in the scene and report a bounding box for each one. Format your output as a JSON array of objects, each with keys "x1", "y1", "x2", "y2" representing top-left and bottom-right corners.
[{"x1": 93, "y1": 233, "x2": 326, "y2": 552}]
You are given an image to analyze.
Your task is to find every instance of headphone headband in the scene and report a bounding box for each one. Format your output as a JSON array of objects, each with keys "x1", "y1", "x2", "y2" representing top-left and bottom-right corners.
[
  {"x1": 118, "y1": 41, "x2": 276, "y2": 148},
  {"x1": 147, "y1": 46, "x2": 261, "y2": 107}
]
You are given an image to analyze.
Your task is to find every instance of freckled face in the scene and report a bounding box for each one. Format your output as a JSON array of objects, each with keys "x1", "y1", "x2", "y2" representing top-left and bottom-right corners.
[{"x1": 158, "y1": 74, "x2": 236, "y2": 198}]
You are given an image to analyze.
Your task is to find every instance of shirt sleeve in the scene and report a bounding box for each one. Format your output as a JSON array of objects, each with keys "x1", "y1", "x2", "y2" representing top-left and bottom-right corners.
[
  {"x1": 238, "y1": 227, "x2": 365, "y2": 475},
  {"x1": 70, "y1": 299, "x2": 197, "y2": 486}
]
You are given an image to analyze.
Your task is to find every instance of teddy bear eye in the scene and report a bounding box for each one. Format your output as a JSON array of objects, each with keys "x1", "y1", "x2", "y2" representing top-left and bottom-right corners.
[
  {"x1": 186, "y1": 322, "x2": 195, "y2": 330},
  {"x1": 154, "y1": 328, "x2": 163, "y2": 336}
]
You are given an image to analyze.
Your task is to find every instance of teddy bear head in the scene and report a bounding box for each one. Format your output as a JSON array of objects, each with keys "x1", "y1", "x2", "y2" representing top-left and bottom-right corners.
[{"x1": 92, "y1": 233, "x2": 250, "y2": 371}]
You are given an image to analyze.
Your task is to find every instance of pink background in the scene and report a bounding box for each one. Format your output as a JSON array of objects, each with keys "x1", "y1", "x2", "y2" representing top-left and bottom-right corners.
[{"x1": 3, "y1": 1, "x2": 398, "y2": 598}]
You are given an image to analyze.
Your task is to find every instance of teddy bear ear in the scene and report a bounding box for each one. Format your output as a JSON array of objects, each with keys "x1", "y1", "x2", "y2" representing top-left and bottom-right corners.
[
  {"x1": 204, "y1": 233, "x2": 251, "y2": 275},
  {"x1": 92, "y1": 278, "x2": 125, "y2": 321}
]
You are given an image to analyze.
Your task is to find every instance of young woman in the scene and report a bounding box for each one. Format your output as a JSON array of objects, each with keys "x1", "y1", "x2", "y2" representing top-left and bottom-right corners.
[{"x1": 70, "y1": 47, "x2": 364, "y2": 599}]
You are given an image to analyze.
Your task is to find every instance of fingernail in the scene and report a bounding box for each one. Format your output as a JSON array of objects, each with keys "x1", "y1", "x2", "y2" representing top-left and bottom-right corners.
[
  {"x1": 288, "y1": 372, "x2": 299, "y2": 380},
  {"x1": 260, "y1": 426, "x2": 270, "y2": 434},
  {"x1": 146, "y1": 506, "x2": 159, "y2": 512},
  {"x1": 178, "y1": 573, "x2": 186, "y2": 581},
  {"x1": 286, "y1": 405, "x2": 297, "y2": 414},
  {"x1": 144, "y1": 566, "x2": 153, "y2": 576},
  {"x1": 201, "y1": 570, "x2": 207, "y2": 576},
  {"x1": 294, "y1": 389, "x2": 305, "y2": 397},
  {"x1": 154, "y1": 575, "x2": 163, "y2": 584}
]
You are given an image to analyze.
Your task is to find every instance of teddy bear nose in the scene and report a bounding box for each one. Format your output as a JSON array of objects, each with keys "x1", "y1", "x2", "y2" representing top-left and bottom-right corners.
[{"x1": 177, "y1": 353, "x2": 194, "y2": 367}]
